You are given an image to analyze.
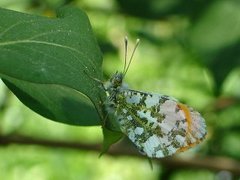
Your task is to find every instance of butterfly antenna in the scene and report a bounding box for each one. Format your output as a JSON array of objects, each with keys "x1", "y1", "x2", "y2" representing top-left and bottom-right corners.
[
  {"x1": 123, "y1": 36, "x2": 128, "y2": 74},
  {"x1": 123, "y1": 38, "x2": 140, "y2": 77}
]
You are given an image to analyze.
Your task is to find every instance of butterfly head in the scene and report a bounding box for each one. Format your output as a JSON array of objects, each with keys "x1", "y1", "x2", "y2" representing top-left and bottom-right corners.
[
  {"x1": 110, "y1": 71, "x2": 124, "y2": 88},
  {"x1": 104, "y1": 71, "x2": 124, "y2": 91},
  {"x1": 105, "y1": 37, "x2": 140, "y2": 91}
]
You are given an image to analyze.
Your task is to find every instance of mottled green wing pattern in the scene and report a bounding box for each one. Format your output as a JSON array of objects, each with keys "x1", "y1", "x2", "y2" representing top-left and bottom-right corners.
[{"x1": 115, "y1": 89, "x2": 207, "y2": 158}]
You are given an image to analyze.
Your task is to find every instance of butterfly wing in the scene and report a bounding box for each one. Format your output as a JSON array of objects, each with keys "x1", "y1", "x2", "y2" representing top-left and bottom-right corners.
[{"x1": 114, "y1": 89, "x2": 207, "y2": 158}]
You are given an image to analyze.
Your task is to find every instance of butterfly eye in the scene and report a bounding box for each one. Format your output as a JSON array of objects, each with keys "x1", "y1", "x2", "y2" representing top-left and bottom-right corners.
[{"x1": 116, "y1": 77, "x2": 122, "y2": 83}]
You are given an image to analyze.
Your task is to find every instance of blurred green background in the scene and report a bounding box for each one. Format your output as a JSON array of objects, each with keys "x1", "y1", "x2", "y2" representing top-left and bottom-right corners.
[{"x1": 0, "y1": 0, "x2": 240, "y2": 179}]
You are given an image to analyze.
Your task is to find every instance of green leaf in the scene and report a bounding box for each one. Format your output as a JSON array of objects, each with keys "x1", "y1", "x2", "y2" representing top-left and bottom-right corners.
[
  {"x1": 100, "y1": 127, "x2": 123, "y2": 157},
  {"x1": 0, "y1": 6, "x2": 105, "y2": 126},
  {"x1": 190, "y1": 1, "x2": 240, "y2": 54},
  {"x1": 189, "y1": 1, "x2": 240, "y2": 95}
]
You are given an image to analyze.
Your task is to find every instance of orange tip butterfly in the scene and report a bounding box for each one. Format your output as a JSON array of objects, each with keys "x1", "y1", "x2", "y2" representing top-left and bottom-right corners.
[{"x1": 104, "y1": 37, "x2": 207, "y2": 158}]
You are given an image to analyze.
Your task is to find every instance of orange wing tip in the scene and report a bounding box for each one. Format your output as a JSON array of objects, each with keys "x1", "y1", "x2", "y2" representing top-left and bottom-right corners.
[
  {"x1": 176, "y1": 138, "x2": 205, "y2": 153},
  {"x1": 177, "y1": 102, "x2": 207, "y2": 151}
]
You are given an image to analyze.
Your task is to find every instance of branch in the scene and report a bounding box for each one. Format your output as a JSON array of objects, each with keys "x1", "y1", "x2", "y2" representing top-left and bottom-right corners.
[{"x1": 0, "y1": 134, "x2": 240, "y2": 175}]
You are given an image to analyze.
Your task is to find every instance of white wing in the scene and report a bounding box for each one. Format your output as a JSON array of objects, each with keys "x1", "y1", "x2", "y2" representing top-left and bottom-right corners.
[{"x1": 114, "y1": 89, "x2": 207, "y2": 158}]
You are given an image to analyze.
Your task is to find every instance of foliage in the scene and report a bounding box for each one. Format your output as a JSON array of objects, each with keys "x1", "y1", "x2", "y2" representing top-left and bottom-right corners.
[
  {"x1": 0, "y1": 6, "x2": 104, "y2": 126},
  {"x1": 0, "y1": 0, "x2": 240, "y2": 179}
]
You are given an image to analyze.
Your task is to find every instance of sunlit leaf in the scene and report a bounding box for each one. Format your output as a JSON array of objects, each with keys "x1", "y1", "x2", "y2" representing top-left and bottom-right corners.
[{"x1": 0, "y1": 6, "x2": 105, "y2": 126}]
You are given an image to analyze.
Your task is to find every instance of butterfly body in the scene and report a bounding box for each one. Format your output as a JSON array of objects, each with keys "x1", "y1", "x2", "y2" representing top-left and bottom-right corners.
[{"x1": 105, "y1": 72, "x2": 207, "y2": 158}]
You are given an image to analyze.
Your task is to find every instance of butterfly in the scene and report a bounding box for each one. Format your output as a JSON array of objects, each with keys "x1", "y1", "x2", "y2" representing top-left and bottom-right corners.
[{"x1": 104, "y1": 37, "x2": 207, "y2": 158}]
